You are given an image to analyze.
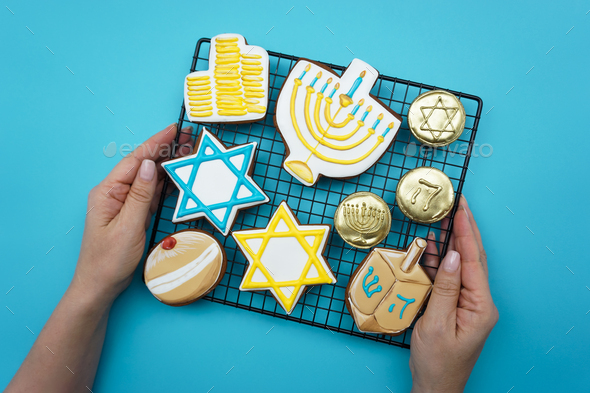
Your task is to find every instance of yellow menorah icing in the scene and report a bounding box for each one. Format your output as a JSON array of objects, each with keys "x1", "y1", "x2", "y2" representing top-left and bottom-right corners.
[
  {"x1": 288, "y1": 78, "x2": 386, "y2": 165},
  {"x1": 277, "y1": 59, "x2": 401, "y2": 186}
]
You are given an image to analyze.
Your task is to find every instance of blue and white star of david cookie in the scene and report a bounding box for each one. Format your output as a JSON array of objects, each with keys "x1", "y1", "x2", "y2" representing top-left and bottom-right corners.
[{"x1": 162, "y1": 128, "x2": 269, "y2": 236}]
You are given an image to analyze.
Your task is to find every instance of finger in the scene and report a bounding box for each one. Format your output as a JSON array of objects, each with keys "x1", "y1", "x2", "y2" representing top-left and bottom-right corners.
[
  {"x1": 422, "y1": 250, "x2": 462, "y2": 329},
  {"x1": 439, "y1": 217, "x2": 451, "y2": 248},
  {"x1": 459, "y1": 196, "x2": 487, "y2": 274},
  {"x1": 453, "y1": 203, "x2": 489, "y2": 294},
  {"x1": 119, "y1": 160, "x2": 158, "y2": 231},
  {"x1": 149, "y1": 177, "x2": 166, "y2": 216},
  {"x1": 423, "y1": 231, "x2": 440, "y2": 281},
  {"x1": 103, "y1": 123, "x2": 178, "y2": 189}
]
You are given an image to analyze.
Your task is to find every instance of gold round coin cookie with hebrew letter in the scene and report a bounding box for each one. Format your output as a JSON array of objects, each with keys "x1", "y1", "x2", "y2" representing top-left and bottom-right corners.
[
  {"x1": 334, "y1": 192, "x2": 391, "y2": 249},
  {"x1": 396, "y1": 167, "x2": 455, "y2": 224},
  {"x1": 408, "y1": 90, "x2": 466, "y2": 147}
]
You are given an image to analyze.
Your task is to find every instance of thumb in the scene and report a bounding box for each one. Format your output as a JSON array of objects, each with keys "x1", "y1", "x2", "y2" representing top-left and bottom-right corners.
[
  {"x1": 422, "y1": 250, "x2": 462, "y2": 327},
  {"x1": 120, "y1": 159, "x2": 157, "y2": 229}
]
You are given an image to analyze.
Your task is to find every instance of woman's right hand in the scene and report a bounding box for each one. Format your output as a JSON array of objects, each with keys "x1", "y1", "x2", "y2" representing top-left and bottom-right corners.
[{"x1": 409, "y1": 196, "x2": 499, "y2": 393}]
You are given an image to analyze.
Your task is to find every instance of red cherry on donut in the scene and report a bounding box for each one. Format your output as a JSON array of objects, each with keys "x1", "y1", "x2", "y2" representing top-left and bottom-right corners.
[{"x1": 161, "y1": 236, "x2": 177, "y2": 250}]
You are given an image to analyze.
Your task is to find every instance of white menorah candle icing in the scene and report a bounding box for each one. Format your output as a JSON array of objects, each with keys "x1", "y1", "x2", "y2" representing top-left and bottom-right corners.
[{"x1": 275, "y1": 59, "x2": 402, "y2": 186}]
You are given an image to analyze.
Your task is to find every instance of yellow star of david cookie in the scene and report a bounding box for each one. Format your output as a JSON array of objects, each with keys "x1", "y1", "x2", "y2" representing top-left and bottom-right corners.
[{"x1": 233, "y1": 201, "x2": 336, "y2": 314}]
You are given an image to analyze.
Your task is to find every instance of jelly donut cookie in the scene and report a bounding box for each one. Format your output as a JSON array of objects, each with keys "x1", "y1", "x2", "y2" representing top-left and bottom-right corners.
[
  {"x1": 184, "y1": 33, "x2": 269, "y2": 123},
  {"x1": 162, "y1": 127, "x2": 269, "y2": 236},
  {"x1": 275, "y1": 58, "x2": 402, "y2": 186},
  {"x1": 346, "y1": 237, "x2": 432, "y2": 335},
  {"x1": 233, "y1": 201, "x2": 336, "y2": 314},
  {"x1": 144, "y1": 229, "x2": 226, "y2": 306}
]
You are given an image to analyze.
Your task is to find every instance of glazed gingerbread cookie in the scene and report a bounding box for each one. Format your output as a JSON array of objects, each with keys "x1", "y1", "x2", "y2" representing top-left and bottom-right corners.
[
  {"x1": 346, "y1": 237, "x2": 432, "y2": 335},
  {"x1": 275, "y1": 58, "x2": 402, "y2": 186},
  {"x1": 144, "y1": 229, "x2": 226, "y2": 306},
  {"x1": 232, "y1": 201, "x2": 336, "y2": 314},
  {"x1": 184, "y1": 33, "x2": 269, "y2": 123},
  {"x1": 162, "y1": 127, "x2": 269, "y2": 236}
]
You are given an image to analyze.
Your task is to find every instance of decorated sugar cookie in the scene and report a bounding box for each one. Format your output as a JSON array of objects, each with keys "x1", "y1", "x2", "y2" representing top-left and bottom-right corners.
[
  {"x1": 144, "y1": 230, "x2": 226, "y2": 306},
  {"x1": 184, "y1": 33, "x2": 269, "y2": 123},
  {"x1": 233, "y1": 201, "x2": 336, "y2": 314},
  {"x1": 407, "y1": 90, "x2": 466, "y2": 147},
  {"x1": 396, "y1": 166, "x2": 455, "y2": 224},
  {"x1": 275, "y1": 58, "x2": 402, "y2": 186},
  {"x1": 346, "y1": 237, "x2": 432, "y2": 335},
  {"x1": 162, "y1": 128, "x2": 269, "y2": 236},
  {"x1": 334, "y1": 191, "x2": 391, "y2": 249}
]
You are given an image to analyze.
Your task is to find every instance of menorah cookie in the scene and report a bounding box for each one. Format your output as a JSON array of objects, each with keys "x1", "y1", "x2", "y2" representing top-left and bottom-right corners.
[
  {"x1": 184, "y1": 33, "x2": 269, "y2": 123},
  {"x1": 162, "y1": 128, "x2": 269, "y2": 236},
  {"x1": 346, "y1": 237, "x2": 432, "y2": 335},
  {"x1": 334, "y1": 192, "x2": 391, "y2": 249},
  {"x1": 275, "y1": 58, "x2": 402, "y2": 186},
  {"x1": 233, "y1": 201, "x2": 336, "y2": 314},
  {"x1": 144, "y1": 230, "x2": 226, "y2": 306}
]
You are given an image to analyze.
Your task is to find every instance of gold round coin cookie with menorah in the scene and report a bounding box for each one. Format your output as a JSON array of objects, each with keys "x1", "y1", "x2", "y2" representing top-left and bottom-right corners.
[
  {"x1": 334, "y1": 192, "x2": 391, "y2": 249},
  {"x1": 396, "y1": 167, "x2": 455, "y2": 224},
  {"x1": 408, "y1": 90, "x2": 466, "y2": 147}
]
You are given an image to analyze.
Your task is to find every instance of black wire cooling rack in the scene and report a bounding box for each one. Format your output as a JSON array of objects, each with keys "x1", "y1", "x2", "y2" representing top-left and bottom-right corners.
[{"x1": 148, "y1": 38, "x2": 483, "y2": 349}]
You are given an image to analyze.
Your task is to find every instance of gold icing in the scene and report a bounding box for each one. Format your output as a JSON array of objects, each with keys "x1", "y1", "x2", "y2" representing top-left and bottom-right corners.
[
  {"x1": 407, "y1": 90, "x2": 466, "y2": 147},
  {"x1": 396, "y1": 167, "x2": 455, "y2": 224},
  {"x1": 334, "y1": 192, "x2": 391, "y2": 249}
]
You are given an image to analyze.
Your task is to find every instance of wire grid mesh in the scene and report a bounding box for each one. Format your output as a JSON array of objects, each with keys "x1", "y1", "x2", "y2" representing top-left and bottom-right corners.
[{"x1": 148, "y1": 38, "x2": 483, "y2": 349}]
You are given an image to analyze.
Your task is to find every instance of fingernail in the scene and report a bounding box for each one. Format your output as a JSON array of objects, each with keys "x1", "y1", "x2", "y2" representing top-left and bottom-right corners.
[
  {"x1": 442, "y1": 250, "x2": 460, "y2": 272},
  {"x1": 140, "y1": 160, "x2": 155, "y2": 181},
  {"x1": 428, "y1": 231, "x2": 435, "y2": 239},
  {"x1": 181, "y1": 126, "x2": 194, "y2": 133}
]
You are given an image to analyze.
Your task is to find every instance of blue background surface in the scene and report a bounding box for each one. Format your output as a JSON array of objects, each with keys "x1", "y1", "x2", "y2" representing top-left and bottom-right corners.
[{"x1": 1, "y1": 0, "x2": 589, "y2": 391}]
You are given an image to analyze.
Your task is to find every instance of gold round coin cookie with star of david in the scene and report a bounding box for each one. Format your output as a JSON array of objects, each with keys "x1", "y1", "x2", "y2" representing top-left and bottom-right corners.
[
  {"x1": 396, "y1": 167, "x2": 455, "y2": 224},
  {"x1": 334, "y1": 192, "x2": 392, "y2": 249},
  {"x1": 408, "y1": 90, "x2": 466, "y2": 147}
]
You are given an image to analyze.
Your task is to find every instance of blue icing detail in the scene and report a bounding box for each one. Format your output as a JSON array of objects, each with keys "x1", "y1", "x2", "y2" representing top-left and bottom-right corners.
[
  {"x1": 298, "y1": 69, "x2": 307, "y2": 80},
  {"x1": 388, "y1": 304, "x2": 395, "y2": 313},
  {"x1": 310, "y1": 77, "x2": 318, "y2": 88},
  {"x1": 371, "y1": 118, "x2": 381, "y2": 129},
  {"x1": 351, "y1": 104, "x2": 360, "y2": 116},
  {"x1": 382, "y1": 126, "x2": 392, "y2": 138},
  {"x1": 361, "y1": 110, "x2": 370, "y2": 122},
  {"x1": 362, "y1": 266, "x2": 382, "y2": 298},
  {"x1": 320, "y1": 82, "x2": 329, "y2": 94},
  {"x1": 163, "y1": 131, "x2": 267, "y2": 234},
  {"x1": 329, "y1": 87, "x2": 338, "y2": 98},
  {"x1": 396, "y1": 294, "x2": 416, "y2": 319},
  {"x1": 346, "y1": 76, "x2": 362, "y2": 97}
]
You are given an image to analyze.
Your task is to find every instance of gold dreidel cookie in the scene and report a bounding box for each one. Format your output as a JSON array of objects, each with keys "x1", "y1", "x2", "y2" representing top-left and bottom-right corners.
[
  {"x1": 396, "y1": 167, "x2": 455, "y2": 224},
  {"x1": 144, "y1": 229, "x2": 226, "y2": 307},
  {"x1": 346, "y1": 237, "x2": 432, "y2": 335},
  {"x1": 334, "y1": 192, "x2": 391, "y2": 249},
  {"x1": 407, "y1": 90, "x2": 466, "y2": 147}
]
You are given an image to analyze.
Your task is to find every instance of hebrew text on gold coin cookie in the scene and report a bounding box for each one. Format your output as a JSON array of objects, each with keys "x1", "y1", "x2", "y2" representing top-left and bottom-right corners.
[
  {"x1": 233, "y1": 201, "x2": 336, "y2": 314},
  {"x1": 396, "y1": 167, "x2": 454, "y2": 224},
  {"x1": 334, "y1": 192, "x2": 391, "y2": 249},
  {"x1": 144, "y1": 230, "x2": 226, "y2": 306},
  {"x1": 275, "y1": 59, "x2": 402, "y2": 186},
  {"x1": 346, "y1": 237, "x2": 432, "y2": 335},
  {"x1": 408, "y1": 90, "x2": 466, "y2": 147},
  {"x1": 184, "y1": 33, "x2": 269, "y2": 123}
]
